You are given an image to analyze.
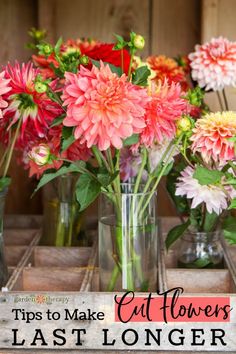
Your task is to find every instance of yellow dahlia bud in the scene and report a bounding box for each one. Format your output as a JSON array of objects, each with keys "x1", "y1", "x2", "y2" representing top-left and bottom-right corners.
[
  {"x1": 133, "y1": 34, "x2": 145, "y2": 50},
  {"x1": 29, "y1": 144, "x2": 51, "y2": 166},
  {"x1": 176, "y1": 116, "x2": 192, "y2": 132}
]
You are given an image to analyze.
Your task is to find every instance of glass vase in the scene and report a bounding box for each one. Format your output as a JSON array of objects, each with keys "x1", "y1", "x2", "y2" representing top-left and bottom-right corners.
[
  {"x1": 177, "y1": 230, "x2": 224, "y2": 269},
  {"x1": 42, "y1": 174, "x2": 84, "y2": 247},
  {"x1": 0, "y1": 188, "x2": 8, "y2": 287},
  {"x1": 99, "y1": 183, "x2": 158, "y2": 292}
]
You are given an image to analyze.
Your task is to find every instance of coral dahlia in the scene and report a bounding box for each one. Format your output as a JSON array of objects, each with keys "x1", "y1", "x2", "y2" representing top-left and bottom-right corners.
[
  {"x1": 189, "y1": 36, "x2": 236, "y2": 91},
  {"x1": 0, "y1": 71, "x2": 11, "y2": 117},
  {"x1": 2, "y1": 61, "x2": 63, "y2": 137},
  {"x1": 62, "y1": 62, "x2": 149, "y2": 151},
  {"x1": 191, "y1": 111, "x2": 236, "y2": 164},
  {"x1": 140, "y1": 80, "x2": 188, "y2": 147}
]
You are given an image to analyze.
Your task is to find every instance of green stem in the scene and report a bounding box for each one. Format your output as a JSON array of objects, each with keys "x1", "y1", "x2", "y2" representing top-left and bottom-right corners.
[
  {"x1": 92, "y1": 146, "x2": 111, "y2": 172},
  {"x1": 222, "y1": 89, "x2": 229, "y2": 110},
  {"x1": 216, "y1": 91, "x2": 224, "y2": 111},
  {"x1": 128, "y1": 50, "x2": 134, "y2": 80},
  {"x1": 121, "y1": 49, "x2": 124, "y2": 73},
  {"x1": 3, "y1": 117, "x2": 22, "y2": 178},
  {"x1": 139, "y1": 136, "x2": 182, "y2": 218},
  {"x1": 134, "y1": 148, "x2": 147, "y2": 193}
]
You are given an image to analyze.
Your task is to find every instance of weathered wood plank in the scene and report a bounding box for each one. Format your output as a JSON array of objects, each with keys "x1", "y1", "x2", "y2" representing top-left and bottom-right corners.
[
  {"x1": 151, "y1": 0, "x2": 201, "y2": 56},
  {"x1": 38, "y1": 0, "x2": 151, "y2": 56},
  {"x1": 33, "y1": 246, "x2": 91, "y2": 267}
]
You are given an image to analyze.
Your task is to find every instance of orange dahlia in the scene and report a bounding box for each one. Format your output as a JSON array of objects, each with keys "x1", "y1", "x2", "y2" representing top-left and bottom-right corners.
[
  {"x1": 146, "y1": 55, "x2": 188, "y2": 90},
  {"x1": 191, "y1": 111, "x2": 236, "y2": 164}
]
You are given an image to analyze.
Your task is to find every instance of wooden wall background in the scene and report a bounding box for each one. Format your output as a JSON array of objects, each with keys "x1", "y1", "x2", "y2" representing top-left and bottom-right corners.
[{"x1": 0, "y1": 0, "x2": 235, "y2": 216}]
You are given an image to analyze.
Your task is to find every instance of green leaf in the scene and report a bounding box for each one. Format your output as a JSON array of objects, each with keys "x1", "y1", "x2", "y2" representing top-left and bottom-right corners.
[
  {"x1": 165, "y1": 219, "x2": 190, "y2": 250},
  {"x1": 34, "y1": 164, "x2": 84, "y2": 194},
  {"x1": 223, "y1": 216, "x2": 236, "y2": 244},
  {"x1": 228, "y1": 198, "x2": 236, "y2": 210},
  {"x1": 97, "y1": 169, "x2": 119, "y2": 187},
  {"x1": 61, "y1": 126, "x2": 75, "y2": 151},
  {"x1": 50, "y1": 114, "x2": 66, "y2": 128},
  {"x1": 202, "y1": 211, "x2": 218, "y2": 232},
  {"x1": 76, "y1": 174, "x2": 101, "y2": 211},
  {"x1": 123, "y1": 133, "x2": 139, "y2": 146},
  {"x1": 91, "y1": 59, "x2": 122, "y2": 77},
  {"x1": 228, "y1": 136, "x2": 236, "y2": 142},
  {"x1": 54, "y1": 37, "x2": 63, "y2": 55},
  {"x1": 132, "y1": 66, "x2": 151, "y2": 86},
  {"x1": 193, "y1": 166, "x2": 223, "y2": 186},
  {"x1": 0, "y1": 177, "x2": 11, "y2": 192},
  {"x1": 166, "y1": 167, "x2": 189, "y2": 215},
  {"x1": 192, "y1": 257, "x2": 211, "y2": 268}
]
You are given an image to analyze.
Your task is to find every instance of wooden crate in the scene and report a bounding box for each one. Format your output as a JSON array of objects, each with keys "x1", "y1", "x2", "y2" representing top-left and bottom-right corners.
[
  {"x1": 3, "y1": 216, "x2": 236, "y2": 294},
  {"x1": 3, "y1": 217, "x2": 97, "y2": 293}
]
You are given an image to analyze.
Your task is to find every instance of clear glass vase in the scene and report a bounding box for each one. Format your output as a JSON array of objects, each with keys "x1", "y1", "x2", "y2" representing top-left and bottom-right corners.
[
  {"x1": 177, "y1": 231, "x2": 224, "y2": 269},
  {"x1": 42, "y1": 174, "x2": 84, "y2": 247},
  {"x1": 0, "y1": 188, "x2": 8, "y2": 287},
  {"x1": 99, "y1": 183, "x2": 158, "y2": 292}
]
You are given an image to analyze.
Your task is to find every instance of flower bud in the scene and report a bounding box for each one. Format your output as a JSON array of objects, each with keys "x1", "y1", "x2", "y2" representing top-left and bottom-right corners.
[
  {"x1": 176, "y1": 116, "x2": 192, "y2": 132},
  {"x1": 43, "y1": 44, "x2": 53, "y2": 56},
  {"x1": 35, "y1": 82, "x2": 47, "y2": 93},
  {"x1": 29, "y1": 144, "x2": 51, "y2": 166},
  {"x1": 133, "y1": 35, "x2": 145, "y2": 50},
  {"x1": 80, "y1": 55, "x2": 89, "y2": 65}
]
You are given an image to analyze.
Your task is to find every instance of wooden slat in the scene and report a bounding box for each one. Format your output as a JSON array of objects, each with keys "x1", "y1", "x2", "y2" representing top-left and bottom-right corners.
[
  {"x1": 22, "y1": 267, "x2": 86, "y2": 291},
  {"x1": 33, "y1": 246, "x2": 91, "y2": 267},
  {"x1": 166, "y1": 268, "x2": 231, "y2": 293},
  {"x1": 38, "y1": 0, "x2": 151, "y2": 56},
  {"x1": 4, "y1": 229, "x2": 38, "y2": 246},
  {"x1": 151, "y1": 0, "x2": 201, "y2": 56}
]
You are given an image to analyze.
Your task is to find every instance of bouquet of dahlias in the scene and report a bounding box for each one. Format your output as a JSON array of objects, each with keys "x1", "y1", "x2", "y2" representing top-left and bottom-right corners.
[
  {"x1": 166, "y1": 111, "x2": 236, "y2": 268},
  {"x1": 27, "y1": 32, "x2": 194, "y2": 291}
]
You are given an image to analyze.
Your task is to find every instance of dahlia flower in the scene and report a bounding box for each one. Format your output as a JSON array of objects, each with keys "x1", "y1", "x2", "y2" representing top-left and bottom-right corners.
[
  {"x1": 148, "y1": 140, "x2": 178, "y2": 172},
  {"x1": 189, "y1": 36, "x2": 236, "y2": 91},
  {"x1": 23, "y1": 125, "x2": 91, "y2": 178},
  {"x1": 176, "y1": 166, "x2": 229, "y2": 215},
  {"x1": 2, "y1": 62, "x2": 63, "y2": 137},
  {"x1": 62, "y1": 63, "x2": 149, "y2": 151},
  {"x1": 140, "y1": 80, "x2": 188, "y2": 147},
  {"x1": 0, "y1": 71, "x2": 11, "y2": 117},
  {"x1": 191, "y1": 111, "x2": 236, "y2": 164},
  {"x1": 29, "y1": 143, "x2": 51, "y2": 166},
  {"x1": 146, "y1": 55, "x2": 188, "y2": 90},
  {"x1": 120, "y1": 148, "x2": 143, "y2": 182}
]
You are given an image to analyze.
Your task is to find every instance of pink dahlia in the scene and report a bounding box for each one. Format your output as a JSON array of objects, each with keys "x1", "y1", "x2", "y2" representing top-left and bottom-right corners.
[
  {"x1": 0, "y1": 71, "x2": 11, "y2": 117},
  {"x1": 62, "y1": 63, "x2": 149, "y2": 150},
  {"x1": 189, "y1": 37, "x2": 236, "y2": 91},
  {"x1": 140, "y1": 81, "x2": 188, "y2": 147},
  {"x1": 176, "y1": 166, "x2": 229, "y2": 215},
  {"x1": 2, "y1": 61, "x2": 63, "y2": 137},
  {"x1": 191, "y1": 111, "x2": 236, "y2": 164}
]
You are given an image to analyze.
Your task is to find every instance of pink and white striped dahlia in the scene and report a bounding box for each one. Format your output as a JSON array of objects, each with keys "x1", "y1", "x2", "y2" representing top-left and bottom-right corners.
[
  {"x1": 0, "y1": 71, "x2": 11, "y2": 117},
  {"x1": 2, "y1": 62, "x2": 63, "y2": 137},
  {"x1": 140, "y1": 80, "x2": 188, "y2": 147},
  {"x1": 191, "y1": 111, "x2": 236, "y2": 164},
  {"x1": 62, "y1": 63, "x2": 149, "y2": 151},
  {"x1": 176, "y1": 166, "x2": 229, "y2": 215},
  {"x1": 189, "y1": 37, "x2": 236, "y2": 91}
]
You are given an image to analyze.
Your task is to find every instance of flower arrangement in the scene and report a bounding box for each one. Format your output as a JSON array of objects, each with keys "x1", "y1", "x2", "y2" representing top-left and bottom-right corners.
[{"x1": 1, "y1": 27, "x2": 236, "y2": 286}]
